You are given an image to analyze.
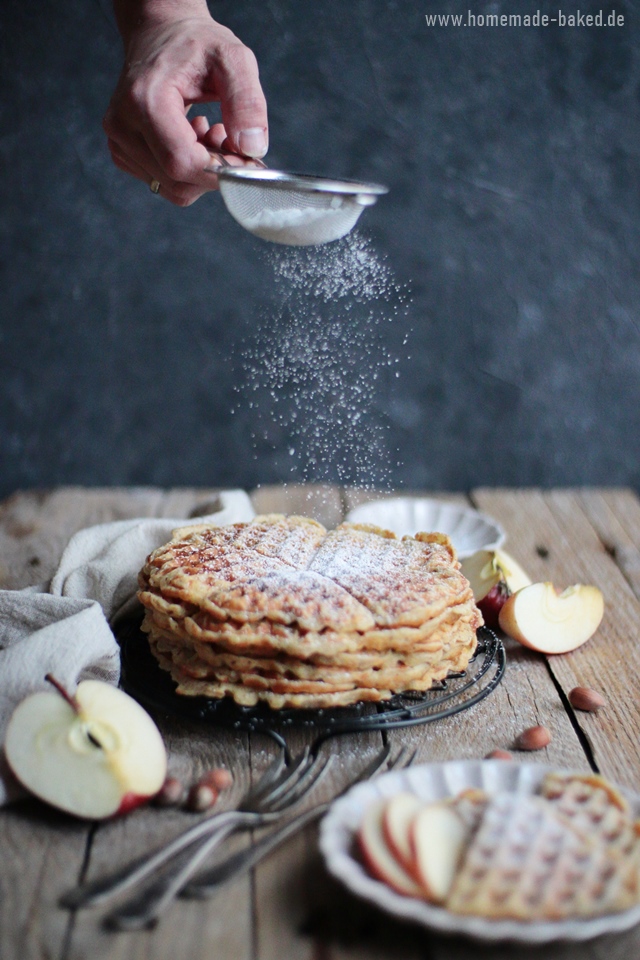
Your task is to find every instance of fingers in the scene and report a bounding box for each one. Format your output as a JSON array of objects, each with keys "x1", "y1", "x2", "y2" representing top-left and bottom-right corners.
[
  {"x1": 211, "y1": 41, "x2": 268, "y2": 159},
  {"x1": 190, "y1": 115, "x2": 211, "y2": 139},
  {"x1": 104, "y1": 15, "x2": 268, "y2": 205},
  {"x1": 105, "y1": 85, "x2": 213, "y2": 190},
  {"x1": 107, "y1": 133, "x2": 208, "y2": 207}
]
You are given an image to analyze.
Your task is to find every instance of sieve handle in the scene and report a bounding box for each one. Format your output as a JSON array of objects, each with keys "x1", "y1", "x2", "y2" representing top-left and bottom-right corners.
[{"x1": 204, "y1": 150, "x2": 267, "y2": 173}]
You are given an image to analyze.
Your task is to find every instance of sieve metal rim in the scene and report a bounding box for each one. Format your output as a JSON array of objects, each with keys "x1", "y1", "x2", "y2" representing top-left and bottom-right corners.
[{"x1": 216, "y1": 167, "x2": 389, "y2": 197}]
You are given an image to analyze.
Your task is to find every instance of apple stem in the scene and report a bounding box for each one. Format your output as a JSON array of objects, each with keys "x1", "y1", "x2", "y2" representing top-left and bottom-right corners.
[{"x1": 45, "y1": 673, "x2": 80, "y2": 714}]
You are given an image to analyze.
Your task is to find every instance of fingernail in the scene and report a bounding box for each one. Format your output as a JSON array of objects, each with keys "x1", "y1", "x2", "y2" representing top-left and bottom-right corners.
[{"x1": 238, "y1": 127, "x2": 268, "y2": 158}]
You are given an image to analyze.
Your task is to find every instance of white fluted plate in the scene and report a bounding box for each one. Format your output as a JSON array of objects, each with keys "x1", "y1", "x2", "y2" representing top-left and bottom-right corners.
[
  {"x1": 345, "y1": 498, "x2": 504, "y2": 558},
  {"x1": 319, "y1": 760, "x2": 640, "y2": 944}
]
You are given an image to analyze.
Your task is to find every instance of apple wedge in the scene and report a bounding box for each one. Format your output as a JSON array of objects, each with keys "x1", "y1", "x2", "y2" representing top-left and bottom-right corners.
[
  {"x1": 382, "y1": 792, "x2": 423, "y2": 871},
  {"x1": 5, "y1": 677, "x2": 167, "y2": 819},
  {"x1": 498, "y1": 582, "x2": 604, "y2": 654},
  {"x1": 358, "y1": 798, "x2": 424, "y2": 898},
  {"x1": 461, "y1": 549, "x2": 532, "y2": 629},
  {"x1": 409, "y1": 803, "x2": 467, "y2": 903}
]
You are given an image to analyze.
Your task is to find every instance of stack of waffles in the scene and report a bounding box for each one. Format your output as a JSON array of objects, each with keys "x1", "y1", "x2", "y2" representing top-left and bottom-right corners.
[{"x1": 137, "y1": 514, "x2": 482, "y2": 710}]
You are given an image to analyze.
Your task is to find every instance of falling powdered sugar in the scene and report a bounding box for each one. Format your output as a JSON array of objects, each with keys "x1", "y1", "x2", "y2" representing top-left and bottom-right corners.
[{"x1": 233, "y1": 232, "x2": 411, "y2": 489}]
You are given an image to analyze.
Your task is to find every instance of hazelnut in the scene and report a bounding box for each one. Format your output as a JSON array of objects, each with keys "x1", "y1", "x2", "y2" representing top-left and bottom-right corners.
[
  {"x1": 153, "y1": 776, "x2": 186, "y2": 808},
  {"x1": 514, "y1": 725, "x2": 551, "y2": 751},
  {"x1": 186, "y1": 783, "x2": 219, "y2": 813},
  {"x1": 202, "y1": 767, "x2": 233, "y2": 791},
  {"x1": 568, "y1": 687, "x2": 607, "y2": 712}
]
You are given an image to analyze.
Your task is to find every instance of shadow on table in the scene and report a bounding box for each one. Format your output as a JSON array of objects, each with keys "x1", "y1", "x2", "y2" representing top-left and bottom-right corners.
[{"x1": 299, "y1": 860, "x2": 640, "y2": 960}]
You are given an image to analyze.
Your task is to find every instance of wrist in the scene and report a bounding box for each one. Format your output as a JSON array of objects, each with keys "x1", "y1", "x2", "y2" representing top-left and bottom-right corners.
[{"x1": 113, "y1": 0, "x2": 212, "y2": 47}]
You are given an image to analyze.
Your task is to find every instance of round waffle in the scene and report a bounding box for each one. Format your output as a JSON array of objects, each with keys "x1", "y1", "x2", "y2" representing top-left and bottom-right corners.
[{"x1": 137, "y1": 514, "x2": 482, "y2": 709}]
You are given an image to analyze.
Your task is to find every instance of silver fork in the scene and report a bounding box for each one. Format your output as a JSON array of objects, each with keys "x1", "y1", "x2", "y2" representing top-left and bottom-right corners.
[
  {"x1": 60, "y1": 746, "x2": 324, "y2": 914},
  {"x1": 102, "y1": 745, "x2": 335, "y2": 931},
  {"x1": 183, "y1": 745, "x2": 416, "y2": 900}
]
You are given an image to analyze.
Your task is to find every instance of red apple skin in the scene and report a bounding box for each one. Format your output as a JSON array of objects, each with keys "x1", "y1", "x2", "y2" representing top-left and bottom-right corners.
[
  {"x1": 382, "y1": 793, "x2": 423, "y2": 873},
  {"x1": 477, "y1": 581, "x2": 511, "y2": 630},
  {"x1": 117, "y1": 792, "x2": 154, "y2": 816},
  {"x1": 357, "y1": 836, "x2": 420, "y2": 897},
  {"x1": 357, "y1": 802, "x2": 424, "y2": 898}
]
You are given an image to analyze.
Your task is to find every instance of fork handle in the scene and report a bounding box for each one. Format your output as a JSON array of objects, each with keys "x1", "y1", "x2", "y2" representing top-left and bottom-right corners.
[
  {"x1": 61, "y1": 809, "x2": 257, "y2": 911},
  {"x1": 104, "y1": 820, "x2": 243, "y2": 931},
  {"x1": 184, "y1": 802, "x2": 330, "y2": 899}
]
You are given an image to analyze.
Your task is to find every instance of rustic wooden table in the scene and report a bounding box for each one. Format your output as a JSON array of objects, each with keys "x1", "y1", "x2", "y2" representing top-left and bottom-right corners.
[{"x1": 2, "y1": 484, "x2": 640, "y2": 960}]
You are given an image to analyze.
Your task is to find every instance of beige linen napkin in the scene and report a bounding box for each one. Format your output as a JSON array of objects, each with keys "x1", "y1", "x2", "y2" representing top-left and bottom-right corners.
[{"x1": 0, "y1": 489, "x2": 255, "y2": 804}]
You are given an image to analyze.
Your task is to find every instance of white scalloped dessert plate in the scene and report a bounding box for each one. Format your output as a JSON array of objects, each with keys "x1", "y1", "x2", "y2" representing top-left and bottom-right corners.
[
  {"x1": 319, "y1": 759, "x2": 640, "y2": 944},
  {"x1": 345, "y1": 498, "x2": 505, "y2": 558}
]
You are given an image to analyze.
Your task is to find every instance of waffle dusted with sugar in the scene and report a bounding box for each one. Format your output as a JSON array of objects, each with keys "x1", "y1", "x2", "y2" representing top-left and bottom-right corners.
[
  {"x1": 358, "y1": 771, "x2": 640, "y2": 922},
  {"x1": 138, "y1": 514, "x2": 481, "y2": 709}
]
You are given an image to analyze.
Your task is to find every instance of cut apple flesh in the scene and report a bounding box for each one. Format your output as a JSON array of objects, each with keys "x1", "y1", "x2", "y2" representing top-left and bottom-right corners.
[
  {"x1": 461, "y1": 549, "x2": 532, "y2": 631},
  {"x1": 498, "y1": 582, "x2": 604, "y2": 654},
  {"x1": 358, "y1": 799, "x2": 424, "y2": 898},
  {"x1": 5, "y1": 681, "x2": 167, "y2": 819},
  {"x1": 461, "y1": 549, "x2": 531, "y2": 604},
  {"x1": 410, "y1": 804, "x2": 467, "y2": 903},
  {"x1": 493, "y1": 550, "x2": 532, "y2": 593},
  {"x1": 382, "y1": 792, "x2": 423, "y2": 870},
  {"x1": 460, "y1": 550, "x2": 502, "y2": 602}
]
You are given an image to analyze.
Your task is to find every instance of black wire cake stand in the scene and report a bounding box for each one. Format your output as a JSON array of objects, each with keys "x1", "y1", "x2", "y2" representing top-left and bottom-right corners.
[{"x1": 118, "y1": 620, "x2": 506, "y2": 752}]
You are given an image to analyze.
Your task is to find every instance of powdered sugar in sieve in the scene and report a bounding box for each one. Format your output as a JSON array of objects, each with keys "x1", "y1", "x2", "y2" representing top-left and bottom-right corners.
[{"x1": 215, "y1": 168, "x2": 388, "y2": 246}]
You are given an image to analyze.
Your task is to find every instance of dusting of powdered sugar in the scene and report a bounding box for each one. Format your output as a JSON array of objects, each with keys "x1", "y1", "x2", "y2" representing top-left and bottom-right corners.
[{"x1": 232, "y1": 232, "x2": 411, "y2": 490}]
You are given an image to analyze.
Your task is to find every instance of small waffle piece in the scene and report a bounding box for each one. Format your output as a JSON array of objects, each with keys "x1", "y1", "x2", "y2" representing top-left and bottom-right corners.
[
  {"x1": 541, "y1": 772, "x2": 640, "y2": 902},
  {"x1": 447, "y1": 792, "x2": 638, "y2": 920}
]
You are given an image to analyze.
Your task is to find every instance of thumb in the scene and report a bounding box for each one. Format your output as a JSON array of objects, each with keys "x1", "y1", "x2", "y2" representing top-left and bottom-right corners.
[{"x1": 214, "y1": 43, "x2": 268, "y2": 159}]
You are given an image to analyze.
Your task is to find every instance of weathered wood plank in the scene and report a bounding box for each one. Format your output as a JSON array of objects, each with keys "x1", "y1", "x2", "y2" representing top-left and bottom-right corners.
[
  {"x1": 251, "y1": 483, "x2": 344, "y2": 528},
  {"x1": 66, "y1": 720, "x2": 255, "y2": 960},
  {"x1": 577, "y1": 489, "x2": 640, "y2": 601},
  {"x1": 472, "y1": 489, "x2": 640, "y2": 793},
  {"x1": 0, "y1": 486, "x2": 224, "y2": 591},
  {"x1": 253, "y1": 728, "x2": 385, "y2": 960},
  {"x1": 0, "y1": 800, "x2": 87, "y2": 960}
]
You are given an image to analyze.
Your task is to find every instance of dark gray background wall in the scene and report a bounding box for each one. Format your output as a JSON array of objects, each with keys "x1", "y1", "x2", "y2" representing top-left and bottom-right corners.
[{"x1": 1, "y1": 0, "x2": 639, "y2": 497}]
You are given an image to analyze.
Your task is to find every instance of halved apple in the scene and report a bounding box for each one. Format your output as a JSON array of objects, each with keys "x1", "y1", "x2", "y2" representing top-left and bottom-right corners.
[
  {"x1": 498, "y1": 582, "x2": 604, "y2": 654},
  {"x1": 357, "y1": 798, "x2": 424, "y2": 897},
  {"x1": 409, "y1": 803, "x2": 467, "y2": 903},
  {"x1": 382, "y1": 792, "x2": 423, "y2": 872},
  {"x1": 460, "y1": 549, "x2": 532, "y2": 629},
  {"x1": 5, "y1": 678, "x2": 167, "y2": 819}
]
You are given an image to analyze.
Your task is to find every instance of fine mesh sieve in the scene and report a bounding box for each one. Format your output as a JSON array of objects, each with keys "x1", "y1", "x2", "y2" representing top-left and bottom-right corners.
[{"x1": 212, "y1": 166, "x2": 388, "y2": 246}]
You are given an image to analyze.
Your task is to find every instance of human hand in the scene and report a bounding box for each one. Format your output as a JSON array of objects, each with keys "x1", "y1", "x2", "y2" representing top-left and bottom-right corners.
[{"x1": 104, "y1": 4, "x2": 268, "y2": 205}]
